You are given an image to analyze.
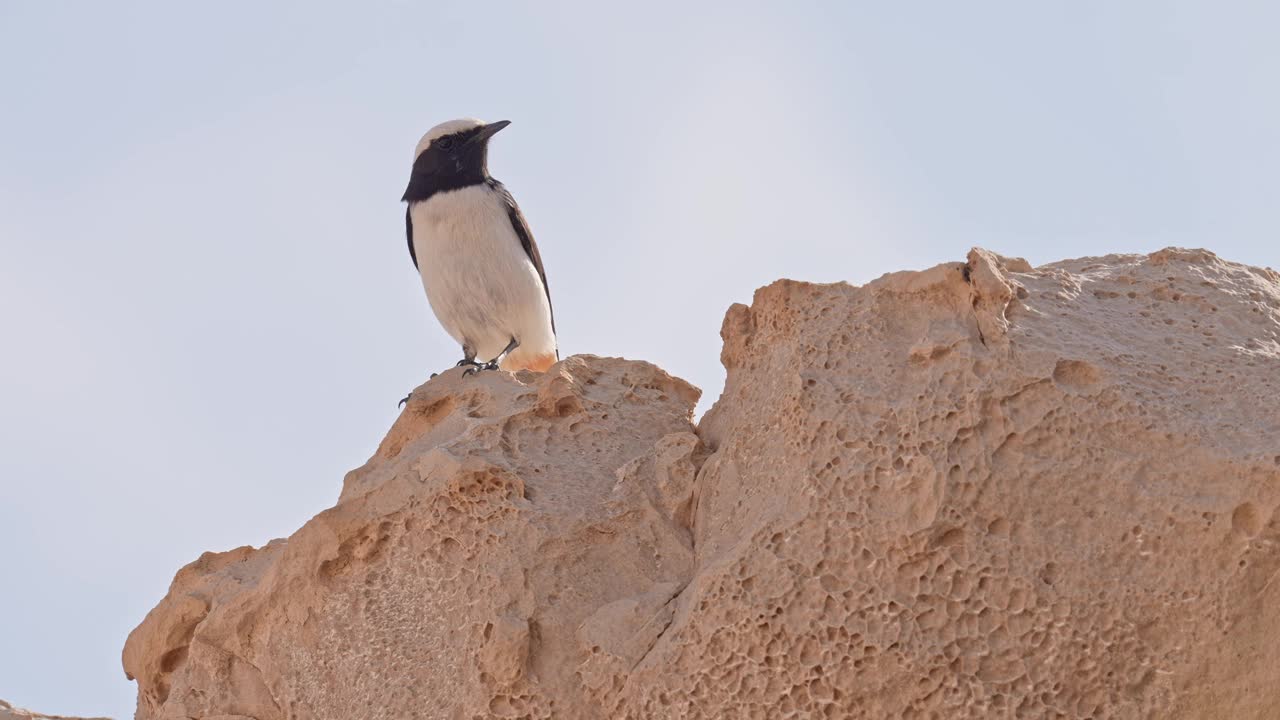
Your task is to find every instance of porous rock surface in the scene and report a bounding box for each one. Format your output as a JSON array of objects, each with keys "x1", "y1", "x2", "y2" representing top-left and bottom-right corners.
[{"x1": 124, "y1": 248, "x2": 1280, "y2": 719}]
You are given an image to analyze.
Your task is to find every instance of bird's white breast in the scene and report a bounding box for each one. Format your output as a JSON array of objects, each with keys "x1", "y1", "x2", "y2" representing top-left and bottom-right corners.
[{"x1": 410, "y1": 185, "x2": 555, "y2": 365}]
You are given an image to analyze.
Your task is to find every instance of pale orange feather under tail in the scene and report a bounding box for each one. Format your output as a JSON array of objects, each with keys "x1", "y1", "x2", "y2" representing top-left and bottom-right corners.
[{"x1": 500, "y1": 351, "x2": 557, "y2": 373}]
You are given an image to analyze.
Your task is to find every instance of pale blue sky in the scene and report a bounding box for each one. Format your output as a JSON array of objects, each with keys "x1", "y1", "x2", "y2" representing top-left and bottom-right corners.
[{"x1": 1, "y1": 2, "x2": 1277, "y2": 716}]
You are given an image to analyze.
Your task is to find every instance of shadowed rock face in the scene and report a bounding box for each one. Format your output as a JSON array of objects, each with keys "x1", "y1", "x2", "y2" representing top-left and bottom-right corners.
[{"x1": 124, "y1": 248, "x2": 1280, "y2": 720}]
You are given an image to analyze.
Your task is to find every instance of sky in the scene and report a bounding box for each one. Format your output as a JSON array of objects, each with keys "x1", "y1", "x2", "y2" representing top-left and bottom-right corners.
[{"x1": 1, "y1": 1, "x2": 1277, "y2": 717}]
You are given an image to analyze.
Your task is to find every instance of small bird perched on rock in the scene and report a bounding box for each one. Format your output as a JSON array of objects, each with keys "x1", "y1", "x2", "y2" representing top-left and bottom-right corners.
[{"x1": 401, "y1": 118, "x2": 557, "y2": 394}]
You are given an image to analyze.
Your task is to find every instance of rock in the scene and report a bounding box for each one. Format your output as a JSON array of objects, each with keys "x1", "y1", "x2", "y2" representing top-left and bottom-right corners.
[
  {"x1": 0, "y1": 699, "x2": 110, "y2": 720},
  {"x1": 124, "y1": 248, "x2": 1280, "y2": 719},
  {"x1": 124, "y1": 356, "x2": 700, "y2": 719}
]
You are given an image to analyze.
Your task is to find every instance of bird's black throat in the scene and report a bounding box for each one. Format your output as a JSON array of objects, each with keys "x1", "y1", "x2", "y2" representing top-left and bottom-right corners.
[{"x1": 402, "y1": 127, "x2": 491, "y2": 204}]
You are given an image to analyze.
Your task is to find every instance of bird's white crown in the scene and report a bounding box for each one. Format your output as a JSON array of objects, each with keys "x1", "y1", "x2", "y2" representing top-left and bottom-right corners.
[{"x1": 414, "y1": 118, "x2": 487, "y2": 159}]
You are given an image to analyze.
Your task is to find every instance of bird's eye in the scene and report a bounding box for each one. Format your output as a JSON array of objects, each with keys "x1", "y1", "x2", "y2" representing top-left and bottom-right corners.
[{"x1": 438, "y1": 136, "x2": 456, "y2": 150}]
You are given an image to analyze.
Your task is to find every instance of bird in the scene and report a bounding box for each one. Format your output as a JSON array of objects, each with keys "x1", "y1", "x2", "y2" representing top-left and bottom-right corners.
[{"x1": 400, "y1": 118, "x2": 557, "y2": 400}]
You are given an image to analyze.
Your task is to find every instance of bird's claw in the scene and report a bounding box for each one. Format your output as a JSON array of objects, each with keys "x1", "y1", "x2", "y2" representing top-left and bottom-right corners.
[
  {"x1": 403, "y1": 357, "x2": 495, "y2": 403},
  {"x1": 455, "y1": 357, "x2": 484, "y2": 376},
  {"x1": 462, "y1": 361, "x2": 500, "y2": 377}
]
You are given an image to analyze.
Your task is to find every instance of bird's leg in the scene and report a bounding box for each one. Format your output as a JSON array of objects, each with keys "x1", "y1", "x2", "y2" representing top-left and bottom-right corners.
[
  {"x1": 400, "y1": 344, "x2": 480, "y2": 407},
  {"x1": 454, "y1": 343, "x2": 481, "y2": 371},
  {"x1": 490, "y1": 337, "x2": 520, "y2": 367},
  {"x1": 464, "y1": 337, "x2": 519, "y2": 376}
]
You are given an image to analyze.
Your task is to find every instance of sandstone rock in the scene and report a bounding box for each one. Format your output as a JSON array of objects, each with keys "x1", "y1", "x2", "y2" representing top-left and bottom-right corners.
[
  {"x1": 124, "y1": 248, "x2": 1280, "y2": 719},
  {"x1": 0, "y1": 699, "x2": 110, "y2": 720},
  {"x1": 124, "y1": 357, "x2": 701, "y2": 719}
]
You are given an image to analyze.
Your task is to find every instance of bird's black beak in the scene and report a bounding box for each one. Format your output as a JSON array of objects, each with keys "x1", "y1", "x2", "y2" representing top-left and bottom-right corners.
[{"x1": 471, "y1": 120, "x2": 511, "y2": 143}]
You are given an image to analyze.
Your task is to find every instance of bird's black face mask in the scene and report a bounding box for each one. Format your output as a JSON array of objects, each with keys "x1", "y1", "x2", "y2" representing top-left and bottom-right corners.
[{"x1": 402, "y1": 121, "x2": 510, "y2": 203}]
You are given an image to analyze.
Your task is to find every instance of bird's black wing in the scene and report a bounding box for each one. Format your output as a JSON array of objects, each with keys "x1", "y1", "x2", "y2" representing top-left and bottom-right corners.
[
  {"x1": 489, "y1": 179, "x2": 557, "y2": 338},
  {"x1": 405, "y1": 207, "x2": 418, "y2": 270}
]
